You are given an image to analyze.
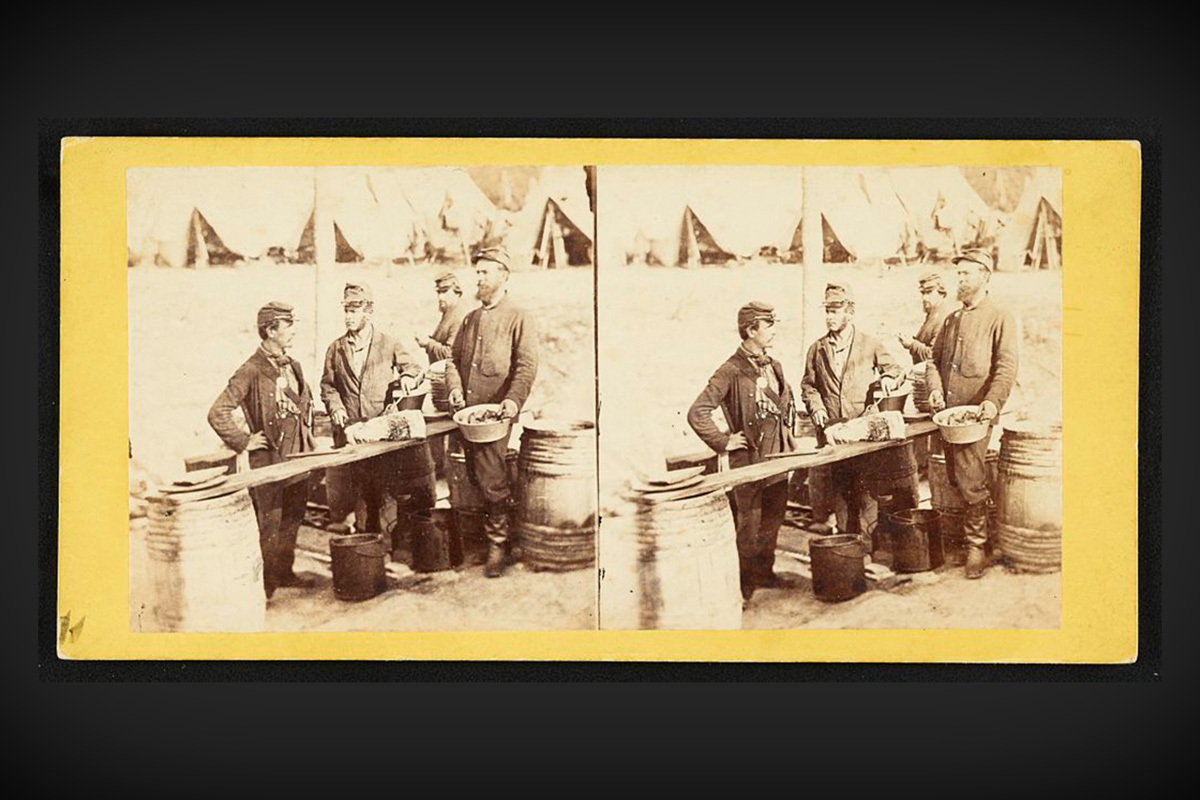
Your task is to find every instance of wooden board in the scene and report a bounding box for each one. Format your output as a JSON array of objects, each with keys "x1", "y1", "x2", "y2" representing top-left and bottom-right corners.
[
  {"x1": 643, "y1": 421, "x2": 938, "y2": 505},
  {"x1": 156, "y1": 419, "x2": 458, "y2": 505}
]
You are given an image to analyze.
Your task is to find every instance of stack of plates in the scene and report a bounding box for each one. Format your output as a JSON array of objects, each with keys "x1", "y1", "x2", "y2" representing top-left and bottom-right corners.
[
  {"x1": 158, "y1": 466, "x2": 229, "y2": 494},
  {"x1": 629, "y1": 465, "x2": 706, "y2": 494}
]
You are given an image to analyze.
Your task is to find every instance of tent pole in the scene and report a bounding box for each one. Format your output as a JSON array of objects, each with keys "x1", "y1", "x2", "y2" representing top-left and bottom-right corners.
[
  {"x1": 800, "y1": 167, "x2": 824, "y2": 351},
  {"x1": 313, "y1": 169, "x2": 336, "y2": 388}
]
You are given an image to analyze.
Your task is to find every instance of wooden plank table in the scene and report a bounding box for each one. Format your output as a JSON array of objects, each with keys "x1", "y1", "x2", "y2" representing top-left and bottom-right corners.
[
  {"x1": 155, "y1": 419, "x2": 459, "y2": 505},
  {"x1": 643, "y1": 420, "x2": 938, "y2": 504}
]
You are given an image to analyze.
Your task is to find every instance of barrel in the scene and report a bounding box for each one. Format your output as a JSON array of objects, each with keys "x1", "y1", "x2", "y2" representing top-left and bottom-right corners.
[
  {"x1": 883, "y1": 508, "x2": 944, "y2": 573},
  {"x1": 329, "y1": 533, "x2": 388, "y2": 601},
  {"x1": 446, "y1": 445, "x2": 519, "y2": 545},
  {"x1": 404, "y1": 507, "x2": 463, "y2": 573},
  {"x1": 517, "y1": 419, "x2": 597, "y2": 572},
  {"x1": 145, "y1": 489, "x2": 266, "y2": 632},
  {"x1": 996, "y1": 423, "x2": 1062, "y2": 573},
  {"x1": 928, "y1": 449, "x2": 999, "y2": 553},
  {"x1": 612, "y1": 489, "x2": 742, "y2": 629},
  {"x1": 429, "y1": 361, "x2": 450, "y2": 411},
  {"x1": 809, "y1": 534, "x2": 867, "y2": 602}
]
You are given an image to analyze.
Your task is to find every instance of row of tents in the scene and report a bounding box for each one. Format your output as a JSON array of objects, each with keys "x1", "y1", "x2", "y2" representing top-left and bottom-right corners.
[
  {"x1": 127, "y1": 167, "x2": 595, "y2": 270},
  {"x1": 601, "y1": 166, "x2": 1062, "y2": 271}
]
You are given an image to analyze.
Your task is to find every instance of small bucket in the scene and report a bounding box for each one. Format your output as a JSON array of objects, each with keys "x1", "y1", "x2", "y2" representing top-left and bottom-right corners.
[
  {"x1": 809, "y1": 534, "x2": 866, "y2": 602},
  {"x1": 406, "y1": 508, "x2": 463, "y2": 573},
  {"x1": 329, "y1": 533, "x2": 388, "y2": 601},
  {"x1": 884, "y1": 509, "x2": 944, "y2": 573}
]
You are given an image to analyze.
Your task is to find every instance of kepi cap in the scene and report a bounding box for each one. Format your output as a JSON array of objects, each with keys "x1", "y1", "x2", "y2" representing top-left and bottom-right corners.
[
  {"x1": 471, "y1": 246, "x2": 511, "y2": 271},
  {"x1": 342, "y1": 282, "x2": 373, "y2": 305},
  {"x1": 434, "y1": 271, "x2": 460, "y2": 292},
  {"x1": 257, "y1": 301, "x2": 295, "y2": 329},
  {"x1": 823, "y1": 282, "x2": 854, "y2": 308},
  {"x1": 918, "y1": 272, "x2": 946, "y2": 293},
  {"x1": 952, "y1": 249, "x2": 995, "y2": 272},
  {"x1": 737, "y1": 300, "x2": 777, "y2": 330}
]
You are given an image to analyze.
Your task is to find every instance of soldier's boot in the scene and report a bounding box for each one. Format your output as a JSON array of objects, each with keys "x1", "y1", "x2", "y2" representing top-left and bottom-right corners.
[
  {"x1": 964, "y1": 501, "x2": 989, "y2": 579},
  {"x1": 483, "y1": 504, "x2": 510, "y2": 579}
]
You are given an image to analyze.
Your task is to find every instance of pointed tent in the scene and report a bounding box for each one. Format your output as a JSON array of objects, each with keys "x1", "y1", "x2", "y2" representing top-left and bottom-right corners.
[
  {"x1": 507, "y1": 167, "x2": 594, "y2": 268},
  {"x1": 601, "y1": 166, "x2": 802, "y2": 267},
  {"x1": 996, "y1": 170, "x2": 1062, "y2": 271},
  {"x1": 127, "y1": 168, "x2": 315, "y2": 268},
  {"x1": 296, "y1": 168, "x2": 429, "y2": 264},
  {"x1": 888, "y1": 167, "x2": 991, "y2": 259},
  {"x1": 787, "y1": 168, "x2": 913, "y2": 264}
]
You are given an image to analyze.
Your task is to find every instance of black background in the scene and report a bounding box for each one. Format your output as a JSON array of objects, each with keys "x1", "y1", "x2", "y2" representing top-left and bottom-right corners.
[{"x1": 27, "y1": 26, "x2": 1174, "y2": 773}]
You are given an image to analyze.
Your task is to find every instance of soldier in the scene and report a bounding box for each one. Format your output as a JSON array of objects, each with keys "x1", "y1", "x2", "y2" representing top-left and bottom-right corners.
[
  {"x1": 800, "y1": 283, "x2": 906, "y2": 552},
  {"x1": 208, "y1": 301, "x2": 316, "y2": 598},
  {"x1": 321, "y1": 283, "x2": 436, "y2": 536},
  {"x1": 415, "y1": 271, "x2": 472, "y2": 364},
  {"x1": 687, "y1": 301, "x2": 800, "y2": 604},
  {"x1": 927, "y1": 249, "x2": 1019, "y2": 578},
  {"x1": 445, "y1": 248, "x2": 539, "y2": 577},
  {"x1": 899, "y1": 271, "x2": 958, "y2": 364}
]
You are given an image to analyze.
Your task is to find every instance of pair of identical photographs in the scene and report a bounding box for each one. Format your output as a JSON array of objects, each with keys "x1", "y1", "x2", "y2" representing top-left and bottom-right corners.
[{"x1": 124, "y1": 161, "x2": 1063, "y2": 636}]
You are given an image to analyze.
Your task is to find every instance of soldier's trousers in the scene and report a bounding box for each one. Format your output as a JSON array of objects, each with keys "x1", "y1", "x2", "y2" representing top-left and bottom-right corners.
[
  {"x1": 249, "y1": 476, "x2": 309, "y2": 590},
  {"x1": 464, "y1": 437, "x2": 514, "y2": 545},
  {"x1": 730, "y1": 478, "x2": 789, "y2": 587},
  {"x1": 944, "y1": 430, "x2": 993, "y2": 506}
]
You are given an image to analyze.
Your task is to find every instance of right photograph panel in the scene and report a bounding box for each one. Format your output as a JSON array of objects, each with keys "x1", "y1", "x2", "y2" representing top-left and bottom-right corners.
[{"x1": 597, "y1": 165, "x2": 1063, "y2": 631}]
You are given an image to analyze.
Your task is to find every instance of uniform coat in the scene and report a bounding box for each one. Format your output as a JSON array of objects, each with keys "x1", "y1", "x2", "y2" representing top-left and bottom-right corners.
[
  {"x1": 925, "y1": 293, "x2": 1019, "y2": 505},
  {"x1": 445, "y1": 293, "x2": 539, "y2": 523},
  {"x1": 444, "y1": 294, "x2": 538, "y2": 411},
  {"x1": 906, "y1": 299, "x2": 958, "y2": 364},
  {"x1": 320, "y1": 326, "x2": 435, "y2": 528},
  {"x1": 423, "y1": 299, "x2": 473, "y2": 363},
  {"x1": 688, "y1": 346, "x2": 796, "y2": 587},
  {"x1": 207, "y1": 347, "x2": 315, "y2": 590}
]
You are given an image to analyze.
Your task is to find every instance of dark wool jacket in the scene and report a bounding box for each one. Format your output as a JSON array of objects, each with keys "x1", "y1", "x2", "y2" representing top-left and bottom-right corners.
[
  {"x1": 208, "y1": 348, "x2": 315, "y2": 469},
  {"x1": 444, "y1": 294, "x2": 539, "y2": 410},
  {"x1": 907, "y1": 299, "x2": 959, "y2": 364},
  {"x1": 925, "y1": 293, "x2": 1019, "y2": 411},
  {"x1": 688, "y1": 348, "x2": 796, "y2": 478},
  {"x1": 423, "y1": 299, "x2": 473, "y2": 363},
  {"x1": 801, "y1": 326, "x2": 902, "y2": 422}
]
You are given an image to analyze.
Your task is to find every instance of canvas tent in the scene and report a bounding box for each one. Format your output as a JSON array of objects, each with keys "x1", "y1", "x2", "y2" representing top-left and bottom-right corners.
[
  {"x1": 996, "y1": 170, "x2": 1062, "y2": 271},
  {"x1": 602, "y1": 166, "x2": 802, "y2": 267},
  {"x1": 786, "y1": 168, "x2": 914, "y2": 264},
  {"x1": 127, "y1": 168, "x2": 315, "y2": 268},
  {"x1": 295, "y1": 169, "x2": 428, "y2": 264},
  {"x1": 888, "y1": 167, "x2": 992, "y2": 259},
  {"x1": 506, "y1": 167, "x2": 594, "y2": 268}
]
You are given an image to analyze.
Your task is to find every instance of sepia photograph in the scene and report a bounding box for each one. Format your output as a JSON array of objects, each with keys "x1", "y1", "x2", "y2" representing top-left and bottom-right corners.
[
  {"x1": 596, "y1": 164, "x2": 1063, "y2": 630},
  {"x1": 126, "y1": 165, "x2": 598, "y2": 632}
]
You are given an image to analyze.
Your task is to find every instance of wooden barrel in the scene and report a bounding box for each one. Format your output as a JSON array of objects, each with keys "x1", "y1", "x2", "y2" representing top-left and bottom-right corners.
[
  {"x1": 614, "y1": 489, "x2": 742, "y2": 630},
  {"x1": 517, "y1": 419, "x2": 596, "y2": 571},
  {"x1": 996, "y1": 423, "x2": 1062, "y2": 573},
  {"x1": 144, "y1": 489, "x2": 265, "y2": 632}
]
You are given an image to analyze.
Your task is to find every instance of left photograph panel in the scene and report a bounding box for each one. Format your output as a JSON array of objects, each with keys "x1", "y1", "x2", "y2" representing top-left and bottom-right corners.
[{"x1": 127, "y1": 166, "x2": 598, "y2": 632}]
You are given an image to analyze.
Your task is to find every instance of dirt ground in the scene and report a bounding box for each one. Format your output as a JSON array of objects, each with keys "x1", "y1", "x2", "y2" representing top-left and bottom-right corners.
[{"x1": 128, "y1": 261, "x2": 596, "y2": 482}]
